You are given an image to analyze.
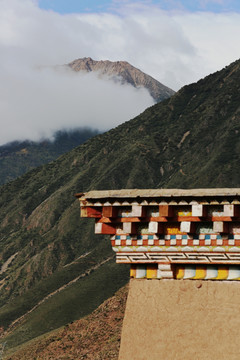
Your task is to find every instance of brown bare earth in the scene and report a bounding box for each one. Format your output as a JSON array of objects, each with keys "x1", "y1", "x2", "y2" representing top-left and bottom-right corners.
[{"x1": 5, "y1": 285, "x2": 128, "y2": 360}]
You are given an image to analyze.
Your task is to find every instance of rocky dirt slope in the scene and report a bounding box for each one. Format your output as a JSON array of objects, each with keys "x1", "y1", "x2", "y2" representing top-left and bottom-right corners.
[{"x1": 5, "y1": 285, "x2": 128, "y2": 360}]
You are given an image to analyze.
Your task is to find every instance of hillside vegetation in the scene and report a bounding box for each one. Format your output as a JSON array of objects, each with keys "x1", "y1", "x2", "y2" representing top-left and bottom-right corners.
[
  {"x1": 0, "y1": 128, "x2": 100, "y2": 185},
  {"x1": 0, "y1": 59, "x2": 240, "y2": 351},
  {"x1": 5, "y1": 285, "x2": 128, "y2": 360}
]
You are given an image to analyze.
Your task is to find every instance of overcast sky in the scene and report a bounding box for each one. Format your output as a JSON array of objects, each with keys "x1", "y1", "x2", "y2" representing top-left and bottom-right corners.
[{"x1": 1, "y1": 0, "x2": 240, "y2": 145}]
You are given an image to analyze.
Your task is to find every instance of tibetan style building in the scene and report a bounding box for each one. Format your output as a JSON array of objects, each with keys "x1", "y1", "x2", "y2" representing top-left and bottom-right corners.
[
  {"x1": 76, "y1": 188, "x2": 240, "y2": 281},
  {"x1": 76, "y1": 189, "x2": 240, "y2": 359}
]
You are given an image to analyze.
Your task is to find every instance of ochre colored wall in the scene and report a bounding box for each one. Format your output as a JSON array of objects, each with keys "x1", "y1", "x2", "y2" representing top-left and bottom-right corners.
[{"x1": 119, "y1": 279, "x2": 240, "y2": 360}]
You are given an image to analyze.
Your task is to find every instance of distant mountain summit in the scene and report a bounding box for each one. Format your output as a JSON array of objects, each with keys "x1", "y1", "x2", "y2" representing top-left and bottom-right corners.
[{"x1": 68, "y1": 57, "x2": 175, "y2": 102}]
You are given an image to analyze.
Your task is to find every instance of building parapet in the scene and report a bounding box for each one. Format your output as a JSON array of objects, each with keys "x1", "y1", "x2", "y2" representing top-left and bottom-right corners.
[{"x1": 76, "y1": 189, "x2": 240, "y2": 280}]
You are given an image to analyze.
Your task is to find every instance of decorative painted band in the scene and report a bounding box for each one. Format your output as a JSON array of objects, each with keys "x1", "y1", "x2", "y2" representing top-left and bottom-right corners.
[
  {"x1": 112, "y1": 245, "x2": 240, "y2": 253},
  {"x1": 111, "y1": 234, "x2": 240, "y2": 241},
  {"x1": 175, "y1": 265, "x2": 240, "y2": 280},
  {"x1": 111, "y1": 239, "x2": 240, "y2": 248},
  {"x1": 130, "y1": 264, "x2": 240, "y2": 280},
  {"x1": 130, "y1": 264, "x2": 159, "y2": 279},
  {"x1": 111, "y1": 235, "x2": 240, "y2": 247},
  {"x1": 116, "y1": 252, "x2": 240, "y2": 264}
]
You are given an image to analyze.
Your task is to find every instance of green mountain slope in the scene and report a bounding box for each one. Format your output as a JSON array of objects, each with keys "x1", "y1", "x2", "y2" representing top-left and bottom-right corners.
[
  {"x1": 0, "y1": 128, "x2": 100, "y2": 185},
  {"x1": 5, "y1": 285, "x2": 128, "y2": 360},
  {"x1": 1, "y1": 59, "x2": 240, "y2": 350}
]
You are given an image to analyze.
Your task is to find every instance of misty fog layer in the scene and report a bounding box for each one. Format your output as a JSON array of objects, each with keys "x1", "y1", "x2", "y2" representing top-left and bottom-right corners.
[
  {"x1": 1, "y1": 0, "x2": 240, "y2": 145},
  {"x1": 0, "y1": 64, "x2": 154, "y2": 145}
]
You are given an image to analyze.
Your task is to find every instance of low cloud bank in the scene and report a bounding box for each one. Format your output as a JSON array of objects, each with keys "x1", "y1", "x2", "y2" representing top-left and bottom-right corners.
[
  {"x1": 0, "y1": 64, "x2": 154, "y2": 145},
  {"x1": 1, "y1": 0, "x2": 240, "y2": 145}
]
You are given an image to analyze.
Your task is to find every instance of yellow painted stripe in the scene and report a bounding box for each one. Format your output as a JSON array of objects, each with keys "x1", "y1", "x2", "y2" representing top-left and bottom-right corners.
[
  {"x1": 132, "y1": 265, "x2": 240, "y2": 280},
  {"x1": 147, "y1": 265, "x2": 158, "y2": 279},
  {"x1": 175, "y1": 266, "x2": 185, "y2": 279},
  {"x1": 194, "y1": 266, "x2": 207, "y2": 279},
  {"x1": 215, "y1": 266, "x2": 229, "y2": 280},
  {"x1": 178, "y1": 211, "x2": 192, "y2": 216}
]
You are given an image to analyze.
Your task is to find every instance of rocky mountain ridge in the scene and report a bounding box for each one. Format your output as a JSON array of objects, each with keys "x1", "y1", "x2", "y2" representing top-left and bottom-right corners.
[{"x1": 68, "y1": 57, "x2": 175, "y2": 102}]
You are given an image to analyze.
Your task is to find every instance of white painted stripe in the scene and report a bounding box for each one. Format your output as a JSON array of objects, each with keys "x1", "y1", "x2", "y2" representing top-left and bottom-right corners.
[
  {"x1": 214, "y1": 247, "x2": 225, "y2": 252},
  {"x1": 168, "y1": 246, "x2": 178, "y2": 252},
  {"x1": 229, "y1": 247, "x2": 240, "y2": 252},
  {"x1": 227, "y1": 268, "x2": 240, "y2": 280},
  {"x1": 183, "y1": 266, "x2": 196, "y2": 279},
  {"x1": 161, "y1": 271, "x2": 174, "y2": 278},
  {"x1": 132, "y1": 205, "x2": 142, "y2": 217},
  {"x1": 192, "y1": 204, "x2": 203, "y2": 216},
  {"x1": 95, "y1": 222, "x2": 102, "y2": 233},
  {"x1": 157, "y1": 268, "x2": 162, "y2": 279},
  {"x1": 224, "y1": 204, "x2": 234, "y2": 216},
  {"x1": 158, "y1": 264, "x2": 171, "y2": 271},
  {"x1": 198, "y1": 247, "x2": 209, "y2": 252},
  {"x1": 182, "y1": 246, "x2": 193, "y2": 251},
  {"x1": 123, "y1": 222, "x2": 132, "y2": 233},
  {"x1": 137, "y1": 246, "x2": 148, "y2": 252},
  {"x1": 205, "y1": 267, "x2": 218, "y2": 279},
  {"x1": 180, "y1": 221, "x2": 191, "y2": 233},
  {"x1": 149, "y1": 221, "x2": 158, "y2": 233},
  {"x1": 136, "y1": 266, "x2": 146, "y2": 279},
  {"x1": 121, "y1": 247, "x2": 133, "y2": 252},
  {"x1": 150, "y1": 247, "x2": 161, "y2": 251}
]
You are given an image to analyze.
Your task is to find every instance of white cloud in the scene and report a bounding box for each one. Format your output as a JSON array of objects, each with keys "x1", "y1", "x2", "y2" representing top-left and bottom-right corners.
[
  {"x1": 0, "y1": 64, "x2": 154, "y2": 144},
  {"x1": 0, "y1": 0, "x2": 240, "y2": 145}
]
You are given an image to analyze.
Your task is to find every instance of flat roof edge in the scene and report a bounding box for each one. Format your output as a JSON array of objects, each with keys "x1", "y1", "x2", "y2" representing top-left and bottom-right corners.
[{"x1": 75, "y1": 188, "x2": 240, "y2": 200}]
